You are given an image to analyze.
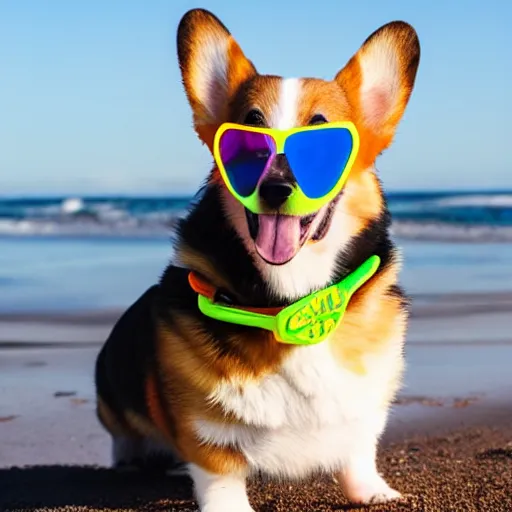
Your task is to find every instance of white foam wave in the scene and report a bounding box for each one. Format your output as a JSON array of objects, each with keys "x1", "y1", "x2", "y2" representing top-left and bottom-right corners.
[
  {"x1": 391, "y1": 221, "x2": 512, "y2": 242},
  {"x1": 0, "y1": 213, "x2": 184, "y2": 238},
  {"x1": 61, "y1": 197, "x2": 85, "y2": 214},
  {"x1": 427, "y1": 194, "x2": 512, "y2": 208},
  {"x1": 1, "y1": 216, "x2": 511, "y2": 243}
]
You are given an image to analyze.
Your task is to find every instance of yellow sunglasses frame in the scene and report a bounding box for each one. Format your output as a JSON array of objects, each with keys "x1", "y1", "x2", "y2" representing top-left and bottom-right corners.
[{"x1": 212, "y1": 121, "x2": 360, "y2": 216}]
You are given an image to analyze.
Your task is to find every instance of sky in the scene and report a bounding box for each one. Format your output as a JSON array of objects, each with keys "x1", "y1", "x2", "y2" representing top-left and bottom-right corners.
[{"x1": 1, "y1": 0, "x2": 510, "y2": 196}]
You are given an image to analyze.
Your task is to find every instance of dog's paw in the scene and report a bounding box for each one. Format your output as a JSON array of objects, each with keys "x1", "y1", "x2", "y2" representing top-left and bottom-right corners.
[
  {"x1": 197, "y1": 491, "x2": 255, "y2": 512},
  {"x1": 343, "y1": 477, "x2": 403, "y2": 505},
  {"x1": 365, "y1": 487, "x2": 402, "y2": 504},
  {"x1": 201, "y1": 501, "x2": 255, "y2": 512}
]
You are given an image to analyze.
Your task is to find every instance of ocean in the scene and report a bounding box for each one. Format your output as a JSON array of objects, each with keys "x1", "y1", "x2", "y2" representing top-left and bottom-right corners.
[
  {"x1": 1, "y1": 191, "x2": 512, "y2": 241},
  {"x1": 1, "y1": 191, "x2": 511, "y2": 313}
]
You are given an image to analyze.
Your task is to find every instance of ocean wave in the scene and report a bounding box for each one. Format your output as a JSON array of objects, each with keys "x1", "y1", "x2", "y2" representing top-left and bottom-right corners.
[
  {"x1": 0, "y1": 197, "x2": 186, "y2": 238},
  {"x1": 2, "y1": 218, "x2": 511, "y2": 243},
  {"x1": 391, "y1": 221, "x2": 512, "y2": 243},
  {"x1": 0, "y1": 217, "x2": 180, "y2": 238},
  {"x1": 430, "y1": 194, "x2": 512, "y2": 208},
  {"x1": 1, "y1": 192, "x2": 512, "y2": 242}
]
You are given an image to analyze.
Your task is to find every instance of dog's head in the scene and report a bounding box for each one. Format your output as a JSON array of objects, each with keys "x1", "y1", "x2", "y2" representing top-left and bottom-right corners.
[{"x1": 176, "y1": 9, "x2": 419, "y2": 300}]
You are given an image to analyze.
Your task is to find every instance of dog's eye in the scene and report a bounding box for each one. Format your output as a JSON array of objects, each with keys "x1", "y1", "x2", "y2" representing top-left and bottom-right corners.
[
  {"x1": 309, "y1": 114, "x2": 328, "y2": 125},
  {"x1": 244, "y1": 109, "x2": 266, "y2": 126}
]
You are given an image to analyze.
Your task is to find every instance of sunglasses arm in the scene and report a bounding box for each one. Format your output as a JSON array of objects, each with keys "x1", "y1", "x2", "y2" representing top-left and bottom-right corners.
[
  {"x1": 341, "y1": 255, "x2": 381, "y2": 297},
  {"x1": 197, "y1": 295, "x2": 277, "y2": 332}
]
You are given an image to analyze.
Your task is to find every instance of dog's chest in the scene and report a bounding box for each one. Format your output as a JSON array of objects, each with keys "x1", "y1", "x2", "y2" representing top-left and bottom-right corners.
[
  {"x1": 197, "y1": 342, "x2": 387, "y2": 477},
  {"x1": 213, "y1": 342, "x2": 378, "y2": 429}
]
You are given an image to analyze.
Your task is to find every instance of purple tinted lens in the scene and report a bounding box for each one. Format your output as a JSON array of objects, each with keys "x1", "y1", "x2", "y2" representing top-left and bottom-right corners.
[{"x1": 219, "y1": 129, "x2": 275, "y2": 197}]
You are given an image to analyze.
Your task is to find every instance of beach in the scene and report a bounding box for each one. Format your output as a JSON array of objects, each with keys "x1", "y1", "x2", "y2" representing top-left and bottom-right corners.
[{"x1": 1, "y1": 235, "x2": 511, "y2": 511}]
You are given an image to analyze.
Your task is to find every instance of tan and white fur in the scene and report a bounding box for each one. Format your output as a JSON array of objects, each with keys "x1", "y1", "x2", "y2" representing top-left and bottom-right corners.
[{"x1": 95, "y1": 8, "x2": 420, "y2": 512}]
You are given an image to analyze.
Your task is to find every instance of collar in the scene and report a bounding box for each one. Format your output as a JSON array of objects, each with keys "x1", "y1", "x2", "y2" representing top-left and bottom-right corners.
[{"x1": 188, "y1": 255, "x2": 380, "y2": 346}]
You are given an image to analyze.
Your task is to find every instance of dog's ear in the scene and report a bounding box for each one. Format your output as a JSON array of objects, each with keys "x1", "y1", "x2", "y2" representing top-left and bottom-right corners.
[
  {"x1": 177, "y1": 9, "x2": 257, "y2": 150},
  {"x1": 336, "y1": 21, "x2": 420, "y2": 167}
]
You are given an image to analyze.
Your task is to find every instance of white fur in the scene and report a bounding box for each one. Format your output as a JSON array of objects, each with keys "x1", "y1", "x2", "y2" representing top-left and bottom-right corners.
[
  {"x1": 206, "y1": 338, "x2": 397, "y2": 433},
  {"x1": 193, "y1": 36, "x2": 228, "y2": 123},
  {"x1": 339, "y1": 455, "x2": 403, "y2": 504},
  {"x1": 189, "y1": 464, "x2": 254, "y2": 512},
  {"x1": 196, "y1": 336, "x2": 402, "y2": 480},
  {"x1": 189, "y1": 333, "x2": 404, "y2": 510},
  {"x1": 359, "y1": 40, "x2": 400, "y2": 128},
  {"x1": 208, "y1": 374, "x2": 292, "y2": 429},
  {"x1": 269, "y1": 77, "x2": 301, "y2": 129}
]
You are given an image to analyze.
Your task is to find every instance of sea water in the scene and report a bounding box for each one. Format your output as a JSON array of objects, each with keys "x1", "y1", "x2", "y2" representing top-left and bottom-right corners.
[{"x1": 1, "y1": 191, "x2": 512, "y2": 313}]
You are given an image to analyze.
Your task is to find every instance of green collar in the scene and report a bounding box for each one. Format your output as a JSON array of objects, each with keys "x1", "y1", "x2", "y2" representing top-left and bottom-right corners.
[{"x1": 189, "y1": 255, "x2": 380, "y2": 346}]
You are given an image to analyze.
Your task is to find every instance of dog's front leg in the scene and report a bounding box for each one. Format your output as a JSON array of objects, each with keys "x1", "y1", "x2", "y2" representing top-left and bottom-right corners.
[
  {"x1": 335, "y1": 419, "x2": 402, "y2": 505},
  {"x1": 189, "y1": 464, "x2": 254, "y2": 512}
]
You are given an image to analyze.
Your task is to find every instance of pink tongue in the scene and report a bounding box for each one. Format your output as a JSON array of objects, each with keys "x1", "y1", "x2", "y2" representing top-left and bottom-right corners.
[{"x1": 255, "y1": 215, "x2": 302, "y2": 264}]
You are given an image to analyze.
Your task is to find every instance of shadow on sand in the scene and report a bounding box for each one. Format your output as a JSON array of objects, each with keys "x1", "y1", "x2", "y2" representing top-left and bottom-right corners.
[{"x1": 0, "y1": 465, "x2": 195, "y2": 511}]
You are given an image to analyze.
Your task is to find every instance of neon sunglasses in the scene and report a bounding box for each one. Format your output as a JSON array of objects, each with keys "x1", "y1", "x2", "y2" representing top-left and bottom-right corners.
[{"x1": 212, "y1": 121, "x2": 360, "y2": 216}]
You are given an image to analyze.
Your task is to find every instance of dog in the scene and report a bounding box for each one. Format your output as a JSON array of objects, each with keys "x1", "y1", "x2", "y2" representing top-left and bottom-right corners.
[{"x1": 95, "y1": 8, "x2": 420, "y2": 511}]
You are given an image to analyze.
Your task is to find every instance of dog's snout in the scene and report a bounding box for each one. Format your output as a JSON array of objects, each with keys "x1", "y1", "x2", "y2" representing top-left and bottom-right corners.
[{"x1": 258, "y1": 180, "x2": 294, "y2": 209}]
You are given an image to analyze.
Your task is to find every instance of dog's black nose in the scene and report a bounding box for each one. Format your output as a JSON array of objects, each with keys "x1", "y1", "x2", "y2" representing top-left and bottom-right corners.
[{"x1": 258, "y1": 180, "x2": 294, "y2": 209}]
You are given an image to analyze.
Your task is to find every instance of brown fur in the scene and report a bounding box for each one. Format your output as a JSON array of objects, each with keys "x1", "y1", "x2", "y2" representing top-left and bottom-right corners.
[{"x1": 95, "y1": 7, "x2": 419, "y2": 481}]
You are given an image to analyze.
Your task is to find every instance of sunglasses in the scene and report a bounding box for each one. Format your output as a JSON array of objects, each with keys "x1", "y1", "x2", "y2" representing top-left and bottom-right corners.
[{"x1": 212, "y1": 121, "x2": 360, "y2": 216}]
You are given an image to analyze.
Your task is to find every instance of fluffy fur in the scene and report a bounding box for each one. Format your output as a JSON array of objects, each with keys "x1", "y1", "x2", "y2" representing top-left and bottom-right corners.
[{"x1": 95, "y1": 8, "x2": 420, "y2": 512}]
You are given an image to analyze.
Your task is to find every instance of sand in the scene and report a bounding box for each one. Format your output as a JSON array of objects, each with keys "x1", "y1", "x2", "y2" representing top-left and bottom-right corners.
[
  {"x1": 1, "y1": 291, "x2": 511, "y2": 511},
  {"x1": 2, "y1": 425, "x2": 512, "y2": 512}
]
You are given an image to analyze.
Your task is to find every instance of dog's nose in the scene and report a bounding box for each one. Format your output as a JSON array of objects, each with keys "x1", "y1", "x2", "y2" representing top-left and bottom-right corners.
[{"x1": 258, "y1": 180, "x2": 294, "y2": 209}]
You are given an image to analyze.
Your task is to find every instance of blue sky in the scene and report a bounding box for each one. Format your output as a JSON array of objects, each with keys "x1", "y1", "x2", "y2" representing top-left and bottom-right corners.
[{"x1": 1, "y1": 0, "x2": 510, "y2": 196}]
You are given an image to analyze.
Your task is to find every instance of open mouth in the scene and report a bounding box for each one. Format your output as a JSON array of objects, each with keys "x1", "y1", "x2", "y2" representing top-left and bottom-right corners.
[{"x1": 245, "y1": 209, "x2": 320, "y2": 265}]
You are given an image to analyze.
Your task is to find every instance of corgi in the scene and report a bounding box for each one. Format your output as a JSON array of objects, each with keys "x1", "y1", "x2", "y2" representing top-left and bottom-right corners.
[{"x1": 95, "y1": 8, "x2": 420, "y2": 512}]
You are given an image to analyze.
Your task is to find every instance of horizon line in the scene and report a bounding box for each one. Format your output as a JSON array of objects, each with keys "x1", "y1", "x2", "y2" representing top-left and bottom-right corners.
[{"x1": 1, "y1": 187, "x2": 512, "y2": 200}]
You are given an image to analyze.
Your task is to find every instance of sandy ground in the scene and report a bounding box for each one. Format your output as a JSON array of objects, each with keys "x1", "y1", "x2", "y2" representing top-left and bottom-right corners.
[
  {"x1": 2, "y1": 425, "x2": 511, "y2": 511},
  {"x1": 1, "y1": 291, "x2": 511, "y2": 511}
]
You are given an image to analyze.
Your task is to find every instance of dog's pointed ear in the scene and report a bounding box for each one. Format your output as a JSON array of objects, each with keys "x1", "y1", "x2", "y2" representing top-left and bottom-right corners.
[
  {"x1": 177, "y1": 9, "x2": 257, "y2": 150},
  {"x1": 336, "y1": 21, "x2": 420, "y2": 167}
]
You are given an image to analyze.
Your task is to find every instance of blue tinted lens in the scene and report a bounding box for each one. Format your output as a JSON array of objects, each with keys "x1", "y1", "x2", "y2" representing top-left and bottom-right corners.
[
  {"x1": 284, "y1": 127, "x2": 353, "y2": 198},
  {"x1": 219, "y1": 129, "x2": 275, "y2": 197}
]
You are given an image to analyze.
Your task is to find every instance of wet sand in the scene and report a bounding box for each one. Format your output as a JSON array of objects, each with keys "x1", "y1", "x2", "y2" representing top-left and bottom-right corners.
[{"x1": 1, "y1": 291, "x2": 511, "y2": 511}]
